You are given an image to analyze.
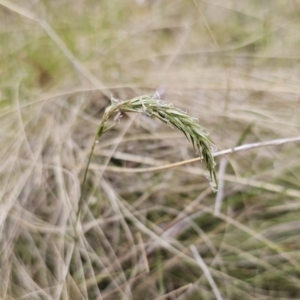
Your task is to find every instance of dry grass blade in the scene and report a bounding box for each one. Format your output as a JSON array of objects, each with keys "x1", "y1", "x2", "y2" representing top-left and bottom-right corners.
[{"x1": 190, "y1": 244, "x2": 223, "y2": 300}]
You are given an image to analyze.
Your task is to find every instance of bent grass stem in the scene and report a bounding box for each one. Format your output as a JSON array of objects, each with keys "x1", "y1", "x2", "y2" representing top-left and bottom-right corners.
[{"x1": 77, "y1": 95, "x2": 218, "y2": 221}]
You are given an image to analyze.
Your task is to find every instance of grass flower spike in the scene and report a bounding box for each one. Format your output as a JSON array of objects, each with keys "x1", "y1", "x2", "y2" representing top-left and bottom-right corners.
[
  {"x1": 79, "y1": 94, "x2": 218, "y2": 218},
  {"x1": 92, "y1": 94, "x2": 218, "y2": 191}
]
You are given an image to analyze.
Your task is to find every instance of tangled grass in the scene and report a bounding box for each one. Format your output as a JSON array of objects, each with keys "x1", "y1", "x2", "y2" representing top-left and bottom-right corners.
[{"x1": 2, "y1": 0, "x2": 300, "y2": 299}]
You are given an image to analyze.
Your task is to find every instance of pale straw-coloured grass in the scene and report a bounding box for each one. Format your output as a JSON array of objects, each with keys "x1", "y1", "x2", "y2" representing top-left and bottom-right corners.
[{"x1": 2, "y1": 0, "x2": 300, "y2": 299}]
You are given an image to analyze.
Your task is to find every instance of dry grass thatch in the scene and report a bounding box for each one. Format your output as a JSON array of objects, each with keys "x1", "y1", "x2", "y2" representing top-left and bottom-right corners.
[{"x1": 1, "y1": 1, "x2": 300, "y2": 299}]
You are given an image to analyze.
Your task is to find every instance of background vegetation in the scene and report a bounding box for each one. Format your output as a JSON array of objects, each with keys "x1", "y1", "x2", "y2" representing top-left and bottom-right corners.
[{"x1": 1, "y1": 1, "x2": 300, "y2": 299}]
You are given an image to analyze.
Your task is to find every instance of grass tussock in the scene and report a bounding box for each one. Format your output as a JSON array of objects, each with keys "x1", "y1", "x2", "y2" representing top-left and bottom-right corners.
[{"x1": 1, "y1": 1, "x2": 300, "y2": 299}]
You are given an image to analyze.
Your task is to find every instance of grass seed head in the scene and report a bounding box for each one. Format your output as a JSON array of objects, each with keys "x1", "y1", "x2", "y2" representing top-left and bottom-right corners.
[{"x1": 101, "y1": 94, "x2": 218, "y2": 190}]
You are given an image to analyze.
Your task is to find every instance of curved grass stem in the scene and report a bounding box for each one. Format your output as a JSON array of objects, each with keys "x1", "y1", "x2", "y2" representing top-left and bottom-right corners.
[{"x1": 77, "y1": 94, "x2": 218, "y2": 222}]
